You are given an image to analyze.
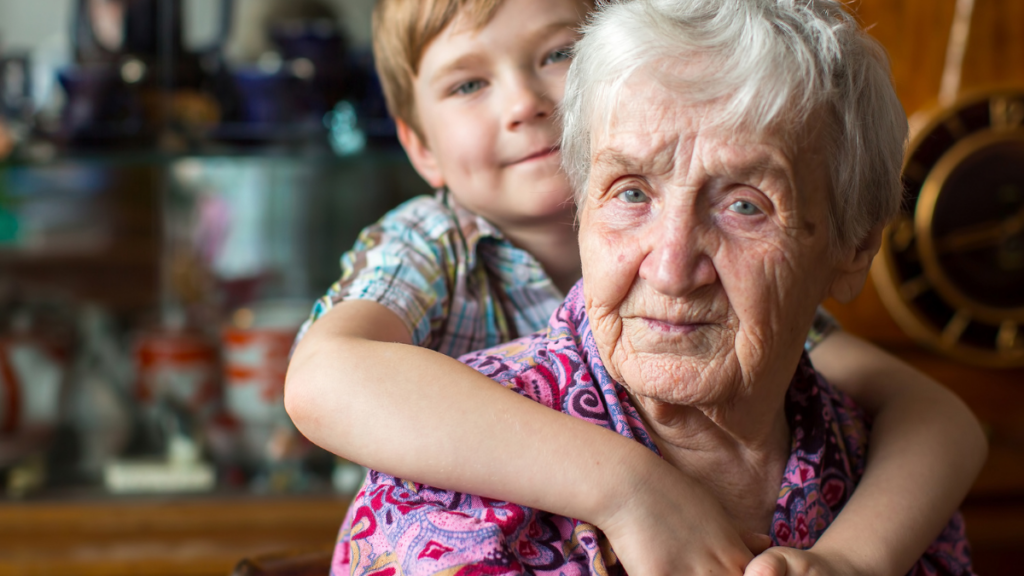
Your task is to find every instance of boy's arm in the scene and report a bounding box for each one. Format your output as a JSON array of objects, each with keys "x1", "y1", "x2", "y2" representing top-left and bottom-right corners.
[
  {"x1": 285, "y1": 299, "x2": 759, "y2": 576},
  {"x1": 789, "y1": 330, "x2": 987, "y2": 576}
]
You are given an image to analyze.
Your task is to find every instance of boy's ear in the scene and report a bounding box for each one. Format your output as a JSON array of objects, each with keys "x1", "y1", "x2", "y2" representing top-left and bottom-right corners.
[
  {"x1": 396, "y1": 118, "x2": 445, "y2": 189},
  {"x1": 826, "y1": 223, "x2": 885, "y2": 303}
]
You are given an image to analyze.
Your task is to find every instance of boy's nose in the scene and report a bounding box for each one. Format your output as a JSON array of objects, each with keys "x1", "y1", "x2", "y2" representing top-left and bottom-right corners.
[{"x1": 504, "y1": 76, "x2": 555, "y2": 129}]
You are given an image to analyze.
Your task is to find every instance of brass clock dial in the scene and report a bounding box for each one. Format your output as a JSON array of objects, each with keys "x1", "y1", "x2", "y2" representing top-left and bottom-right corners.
[{"x1": 873, "y1": 89, "x2": 1024, "y2": 367}]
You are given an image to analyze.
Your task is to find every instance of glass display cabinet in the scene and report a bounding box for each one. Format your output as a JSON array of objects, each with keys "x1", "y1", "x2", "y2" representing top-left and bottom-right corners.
[{"x1": 0, "y1": 1, "x2": 427, "y2": 573}]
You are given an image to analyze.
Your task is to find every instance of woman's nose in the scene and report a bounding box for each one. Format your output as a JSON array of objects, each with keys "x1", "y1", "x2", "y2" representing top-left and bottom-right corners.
[
  {"x1": 638, "y1": 213, "x2": 718, "y2": 297},
  {"x1": 504, "y1": 74, "x2": 554, "y2": 129}
]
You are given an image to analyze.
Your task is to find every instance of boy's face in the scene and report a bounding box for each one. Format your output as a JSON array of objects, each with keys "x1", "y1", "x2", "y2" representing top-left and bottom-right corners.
[{"x1": 399, "y1": 0, "x2": 587, "y2": 229}]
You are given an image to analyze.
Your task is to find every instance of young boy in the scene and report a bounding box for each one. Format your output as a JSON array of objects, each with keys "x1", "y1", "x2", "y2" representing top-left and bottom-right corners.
[{"x1": 285, "y1": 0, "x2": 987, "y2": 574}]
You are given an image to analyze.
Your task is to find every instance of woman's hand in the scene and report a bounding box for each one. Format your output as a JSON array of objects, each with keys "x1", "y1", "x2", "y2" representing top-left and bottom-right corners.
[
  {"x1": 596, "y1": 454, "x2": 764, "y2": 576},
  {"x1": 744, "y1": 547, "x2": 857, "y2": 576}
]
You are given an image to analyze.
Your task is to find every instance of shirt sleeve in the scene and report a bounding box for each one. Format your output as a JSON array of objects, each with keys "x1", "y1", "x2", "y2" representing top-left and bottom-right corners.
[
  {"x1": 804, "y1": 305, "x2": 841, "y2": 352},
  {"x1": 342, "y1": 475, "x2": 529, "y2": 576},
  {"x1": 338, "y1": 470, "x2": 616, "y2": 576},
  {"x1": 293, "y1": 199, "x2": 454, "y2": 349}
]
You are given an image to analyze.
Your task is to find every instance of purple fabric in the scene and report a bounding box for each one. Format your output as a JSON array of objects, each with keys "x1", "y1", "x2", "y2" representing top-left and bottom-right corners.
[{"x1": 330, "y1": 280, "x2": 974, "y2": 576}]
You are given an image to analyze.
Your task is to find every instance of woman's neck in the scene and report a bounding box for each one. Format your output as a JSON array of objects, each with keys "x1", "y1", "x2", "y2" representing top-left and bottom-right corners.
[
  {"x1": 499, "y1": 213, "x2": 582, "y2": 295},
  {"x1": 632, "y1": 396, "x2": 791, "y2": 535}
]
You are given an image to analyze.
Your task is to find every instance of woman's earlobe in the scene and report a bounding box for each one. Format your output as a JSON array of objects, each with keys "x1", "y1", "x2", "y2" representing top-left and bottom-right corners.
[
  {"x1": 826, "y1": 224, "x2": 885, "y2": 303},
  {"x1": 396, "y1": 119, "x2": 445, "y2": 188}
]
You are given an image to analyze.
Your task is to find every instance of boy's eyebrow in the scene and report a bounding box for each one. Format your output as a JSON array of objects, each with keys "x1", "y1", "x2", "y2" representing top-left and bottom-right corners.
[
  {"x1": 524, "y1": 19, "x2": 582, "y2": 44},
  {"x1": 427, "y1": 19, "x2": 580, "y2": 88},
  {"x1": 517, "y1": 20, "x2": 584, "y2": 57},
  {"x1": 428, "y1": 53, "x2": 488, "y2": 88}
]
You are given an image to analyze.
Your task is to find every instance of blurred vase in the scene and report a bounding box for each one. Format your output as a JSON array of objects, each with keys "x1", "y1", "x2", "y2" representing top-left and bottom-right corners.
[
  {"x1": 222, "y1": 300, "x2": 307, "y2": 464},
  {"x1": 133, "y1": 317, "x2": 220, "y2": 451}
]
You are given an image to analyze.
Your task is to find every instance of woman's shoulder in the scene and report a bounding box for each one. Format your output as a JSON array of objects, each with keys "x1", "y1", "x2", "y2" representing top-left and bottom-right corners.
[
  {"x1": 775, "y1": 357, "x2": 872, "y2": 547},
  {"x1": 788, "y1": 357, "x2": 871, "y2": 468},
  {"x1": 459, "y1": 331, "x2": 574, "y2": 407},
  {"x1": 458, "y1": 291, "x2": 646, "y2": 441}
]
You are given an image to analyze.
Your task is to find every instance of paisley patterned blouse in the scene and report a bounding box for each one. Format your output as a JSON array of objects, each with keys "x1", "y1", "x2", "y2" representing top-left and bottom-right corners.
[{"x1": 330, "y1": 281, "x2": 974, "y2": 576}]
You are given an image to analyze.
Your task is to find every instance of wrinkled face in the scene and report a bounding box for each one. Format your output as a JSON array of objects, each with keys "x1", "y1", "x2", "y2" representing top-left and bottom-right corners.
[
  {"x1": 579, "y1": 72, "x2": 840, "y2": 410},
  {"x1": 409, "y1": 0, "x2": 587, "y2": 228}
]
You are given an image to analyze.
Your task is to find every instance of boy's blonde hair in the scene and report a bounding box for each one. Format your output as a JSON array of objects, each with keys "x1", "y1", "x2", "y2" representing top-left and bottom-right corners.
[{"x1": 372, "y1": 0, "x2": 504, "y2": 136}]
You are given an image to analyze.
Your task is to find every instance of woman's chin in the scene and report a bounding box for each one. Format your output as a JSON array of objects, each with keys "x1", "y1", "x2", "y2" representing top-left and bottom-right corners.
[{"x1": 617, "y1": 350, "x2": 742, "y2": 408}]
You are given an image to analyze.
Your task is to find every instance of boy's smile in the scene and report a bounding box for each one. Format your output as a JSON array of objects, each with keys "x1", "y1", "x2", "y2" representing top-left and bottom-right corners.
[{"x1": 398, "y1": 0, "x2": 588, "y2": 230}]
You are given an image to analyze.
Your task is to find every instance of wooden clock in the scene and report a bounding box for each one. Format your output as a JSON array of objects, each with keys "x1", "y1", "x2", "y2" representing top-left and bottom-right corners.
[{"x1": 872, "y1": 88, "x2": 1024, "y2": 368}]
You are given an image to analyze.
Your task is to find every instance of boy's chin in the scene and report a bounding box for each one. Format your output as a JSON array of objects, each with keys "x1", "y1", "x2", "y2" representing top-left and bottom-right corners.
[{"x1": 511, "y1": 188, "x2": 577, "y2": 222}]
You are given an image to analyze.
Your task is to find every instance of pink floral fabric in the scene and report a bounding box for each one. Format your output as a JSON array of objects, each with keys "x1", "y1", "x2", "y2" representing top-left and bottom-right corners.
[{"x1": 331, "y1": 281, "x2": 974, "y2": 576}]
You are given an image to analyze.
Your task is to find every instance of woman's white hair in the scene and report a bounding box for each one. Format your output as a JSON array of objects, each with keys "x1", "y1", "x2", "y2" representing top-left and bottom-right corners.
[{"x1": 561, "y1": 0, "x2": 908, "y2": 252}]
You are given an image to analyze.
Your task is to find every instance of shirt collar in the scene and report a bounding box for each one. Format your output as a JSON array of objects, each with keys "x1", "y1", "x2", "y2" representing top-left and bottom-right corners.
[{"x1": 439, "y1": 189, "x2": 551, "y2": 288}]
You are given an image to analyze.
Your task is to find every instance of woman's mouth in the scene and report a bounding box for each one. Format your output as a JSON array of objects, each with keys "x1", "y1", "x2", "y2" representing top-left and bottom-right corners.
[{"x1": 641, "y1": 317, "x2": 709, "y2": 335}]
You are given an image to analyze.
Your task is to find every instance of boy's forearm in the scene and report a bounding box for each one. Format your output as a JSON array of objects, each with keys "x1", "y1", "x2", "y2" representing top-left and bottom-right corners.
[
  {"x1": 284, "y1": 301, "x2": 659, "y2": 525},
  {"x1": 809, "y1": 332, "x2": 987, "y2": 575}
]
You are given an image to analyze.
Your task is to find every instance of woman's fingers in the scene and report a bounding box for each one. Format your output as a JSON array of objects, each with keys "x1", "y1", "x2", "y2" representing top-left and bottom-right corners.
[
  {"x1": 744, "y1": 550, "x2": 788, "y2": 576},
  {"x1": 741, "y1": 533, "x2": 773, "y2": 555}
]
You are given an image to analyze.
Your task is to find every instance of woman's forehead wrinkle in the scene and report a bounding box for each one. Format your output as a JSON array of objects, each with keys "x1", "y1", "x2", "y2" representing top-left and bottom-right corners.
[{"x1": 592, "y1": 129, "x2": 680, "y2": 177}]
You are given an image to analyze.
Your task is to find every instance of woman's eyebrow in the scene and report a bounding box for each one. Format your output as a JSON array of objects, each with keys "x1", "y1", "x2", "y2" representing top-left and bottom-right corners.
[
  {"x1": 715, "y1": 147, "x2": 795, "y2": 186},
  {"x1": 592, "y1": 147, "x2": 669, "y2": 175},
  {"x1": 592, "y1": 150, "x2": 636, "y2": 172}
]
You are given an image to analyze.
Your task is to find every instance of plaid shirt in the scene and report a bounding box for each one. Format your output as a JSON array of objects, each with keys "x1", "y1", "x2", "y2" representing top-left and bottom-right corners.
[
  {"x1": 296, "y1": 191, "x2": 565, "y2": 357},
  {"x1": 298, "y1": 190, "x2": 839, "y2": 357}
]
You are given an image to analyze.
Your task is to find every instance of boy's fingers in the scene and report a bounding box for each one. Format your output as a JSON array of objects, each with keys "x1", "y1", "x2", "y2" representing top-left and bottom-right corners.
[
  {"x1": 744, "y1": 550, "x2": 787, "y2": 576},
  {"x1": 741, "y1": 532, "x2": 773, "y2": 555}
]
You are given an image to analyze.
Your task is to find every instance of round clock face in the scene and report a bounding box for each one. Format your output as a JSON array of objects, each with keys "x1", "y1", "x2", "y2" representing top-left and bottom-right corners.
[{"x1": 873, "y1": 90, "x2": 1024, "y2": 367}]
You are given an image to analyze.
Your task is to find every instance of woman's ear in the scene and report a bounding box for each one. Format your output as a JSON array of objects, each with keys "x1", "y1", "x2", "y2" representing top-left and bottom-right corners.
[
  {"x1": 826, "y1": 223, "x2": 885, "y2": 303},
  {"x1": 396, "y1": 118, "x2": 445, "y2": 188}
]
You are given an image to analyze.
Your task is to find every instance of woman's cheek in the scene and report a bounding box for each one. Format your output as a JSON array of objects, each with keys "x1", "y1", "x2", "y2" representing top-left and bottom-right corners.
[{"x1": 582, "y1": 231, "x2": 642, "y2": 306}]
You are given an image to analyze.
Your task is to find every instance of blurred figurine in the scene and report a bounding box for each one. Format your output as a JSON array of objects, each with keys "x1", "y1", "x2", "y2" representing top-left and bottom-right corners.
[
  {"x1": 0, "y1": 309, "x2": 66, "y2": 473},
  {"x1": 65, "y1": 305, "x2": 133, "y2": 479}
]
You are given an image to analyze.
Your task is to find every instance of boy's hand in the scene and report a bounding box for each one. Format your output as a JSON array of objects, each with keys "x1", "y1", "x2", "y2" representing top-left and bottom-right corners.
[
  {"x1": 744, "y1": 547, "x2": 858, "y2": 576},
  {"x1": 596, "y1": 458, "x2": 758, "y2": 576}
]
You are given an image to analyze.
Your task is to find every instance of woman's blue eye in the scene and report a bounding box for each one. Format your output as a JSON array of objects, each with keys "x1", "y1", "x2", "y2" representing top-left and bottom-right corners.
[
  {"x1": 617, "y1": 189, "x2": 649, "y2": 204},
  {"x1": 729, "y1": 200, "x2": 760, "y2": 215},
  {"x1": 544, "y1": 47, "x2": 572, "y2": 65},
  {"x1": 454, "y1": 80, "x2": 485, "y2": 95}
]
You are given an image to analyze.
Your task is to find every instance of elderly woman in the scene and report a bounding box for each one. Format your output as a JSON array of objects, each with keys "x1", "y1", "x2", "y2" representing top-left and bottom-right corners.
[{"x1": 332, "y1": 0, "x2": 973, "y2": 575}]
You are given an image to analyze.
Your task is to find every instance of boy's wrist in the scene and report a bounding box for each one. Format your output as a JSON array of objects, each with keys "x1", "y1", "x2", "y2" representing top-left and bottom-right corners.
[
  {"x1": 808, "y1": 534, "x2": 897, "y2": 576},
  {"x1": 583, "y1": 436, "x2": 664, "y2": 528}
]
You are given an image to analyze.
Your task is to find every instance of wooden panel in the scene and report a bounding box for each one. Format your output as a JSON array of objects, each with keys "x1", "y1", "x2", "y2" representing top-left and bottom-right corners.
[
  {"x1": 829, "y1": 4, "x2": 1024, "y2": 572},
  {"x1": 853, "y1": 0, "x2": 1024, "y2": 116},
  {"x1": 0, "y1": 495, "x2": 348, "y2": 576},
  {"x1": 852, "y1": 0, "x2": 955, "y2": 115}
]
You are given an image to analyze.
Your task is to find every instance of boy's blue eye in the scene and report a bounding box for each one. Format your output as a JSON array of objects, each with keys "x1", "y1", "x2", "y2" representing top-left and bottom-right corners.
[
  {"x1": 453, "y1": 80, "x2": 485, "y2": 95},
  {"x1": 544, "y1": 47, "x2": 572, "y2": 65},
  {"x1": 617, "y1": 188, "x2": 649, "y2": 204},
  {"x1": 729, "y1": 200, "x2": 761, "y2": 215}
]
